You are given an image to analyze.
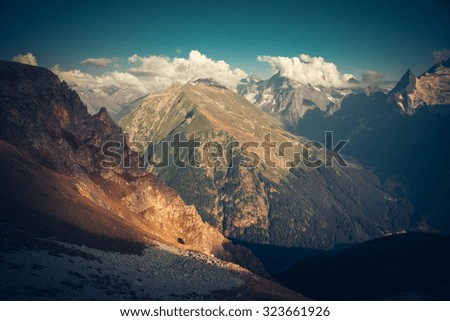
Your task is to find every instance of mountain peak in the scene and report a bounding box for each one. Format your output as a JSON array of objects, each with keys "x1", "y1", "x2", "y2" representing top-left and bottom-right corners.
[
  {"x1": 119, "y1": 70, "x2": 411, "y2": 251},
  {"x1": 120, "y1": 78, "x2": 285, "y2": 145},
  {"x1": 259, "y1": 72, "x2": 299, "y2": 93},
  {"x1": 94, "y1": 106, "x2": 116, "y2": 126},
  {"x1": 392, "y1": 68, "x2": 417, "y2": 93},
  {"x1": 388, "y1": 69, "x2": 417, "y2": 113},
  {"x1": 244, "y1": 75, "x2": 261, "y2": 82},
  {"x1": 347, "y1": 77, "x2": 360, "y2": 85},
  {"x1": 190, "y1": 78, "x2": 228, "y2": 89},
  {"x1": 388, "y1": 61, "x2": 450, "y2": 113},
  {"x1": 423, "y1": 58, "x2": 450, "y2": 76}
]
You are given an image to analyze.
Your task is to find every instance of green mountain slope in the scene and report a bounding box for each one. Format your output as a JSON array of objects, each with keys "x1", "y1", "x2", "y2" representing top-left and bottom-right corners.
[{"x1": 119, "y1": 80, "x2": 412, "y2": 249}]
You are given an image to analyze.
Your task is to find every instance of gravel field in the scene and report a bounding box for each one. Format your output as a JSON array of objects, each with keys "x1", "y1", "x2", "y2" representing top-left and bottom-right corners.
[{"x1": 0, "y1": 235, "x2": 251, "y2": 300}]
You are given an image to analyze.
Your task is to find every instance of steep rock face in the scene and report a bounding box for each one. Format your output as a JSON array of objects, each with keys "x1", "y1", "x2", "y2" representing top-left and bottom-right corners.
[
  {"x1": 388, "y1": 59, "x2": 450, "y2": 114},
  {"x1": 119, "y1": 81, "x2": 412, "y2": 249},
  {"x1": 237, "y1": 73, "x2": 354, "y2": 128},
  {"x1": 0, "y1": 60, "x2": 261, "y2": 272},
  {"x1": 387, "y1": 69, "x2": 417, "y2": 113}
]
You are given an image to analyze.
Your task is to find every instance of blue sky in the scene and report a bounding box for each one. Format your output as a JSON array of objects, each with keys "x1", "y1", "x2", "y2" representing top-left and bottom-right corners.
[{"x1": 1, "y1": 0, "x2": 449, "y2": 81}]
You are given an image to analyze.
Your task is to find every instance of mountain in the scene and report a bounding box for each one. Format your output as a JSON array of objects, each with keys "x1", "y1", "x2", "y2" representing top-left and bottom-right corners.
[
  {"x1": 277, "y1": 233, "x2": 450, "y2": 300},
  {"x1": 119, "y1": 79, "x2": 412, "y2": 251},
  {"x1": 237, "y1": 73, "x2": 356, "y2": 129},
  {"x1": 297, "y1": 60, "x2": 450, "y2": 233},
  {"x1": 0, "y1": 60, "x2": 306, "y2": 300},
  {"x1": 388, "y1": 59, "x2": 450, "y2": 114},
  {"x1": 70, "y1": 84, "x2": 148, "y2": 121}
]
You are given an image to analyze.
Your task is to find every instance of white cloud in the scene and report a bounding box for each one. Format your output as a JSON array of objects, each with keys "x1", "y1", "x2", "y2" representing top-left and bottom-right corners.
[
  {"x1": 127, "y1": 50, "x2": 247, "y2": 88},
  {"x1": 11, "y1": 52, "x2": 38, "y2": 66},
  {"x1": 53, "y1": 50, "x2": 247, "y2": 98},
  {"x1": 361, "y1": 70, "x2": 385, "y2": 83},
  {"x1": 52, "y1": 65, "x2": 149, "y2": 94},
  {"x1": 257, "y1": 54, "x2": 354, "y2": 88},
  {"x1": 80, "y1": 57, "x2": 114, "y2": 67},
  {"x1": 432, "y1": 49, "x2": 450, "y2": 63}
]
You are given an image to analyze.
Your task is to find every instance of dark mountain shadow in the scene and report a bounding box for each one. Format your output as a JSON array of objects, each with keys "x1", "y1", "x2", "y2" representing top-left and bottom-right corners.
[
  {"x1": 0, "y1": 206, "x2": 147, "y2": 255},
  {"x1": 276, "y1": 233, "x2": 450, "y2": 300},
  {"x1": 297, "y1": 93, "x2": 450, "y2": 233},
  {"x1": 231, "y1": 239, "x2": 351, "y2": 273}
]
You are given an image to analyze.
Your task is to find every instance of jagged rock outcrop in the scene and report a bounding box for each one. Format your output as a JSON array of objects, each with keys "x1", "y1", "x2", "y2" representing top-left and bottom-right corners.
[{"x1": 388, "y1": 59, "x2": 450, "y2": 114}]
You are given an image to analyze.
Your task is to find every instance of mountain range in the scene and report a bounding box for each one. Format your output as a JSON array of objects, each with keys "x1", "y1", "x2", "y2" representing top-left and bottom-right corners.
[
  {"x1": 0, "y1": 60, "x2": 304, "y2": 300},
  {"x1": 237, "y1": 73, "x2": 356, "y2": 130},
  {"x1": 119, "y1": 78, "x2": 412, "y2": 251},
  {"x1": 297, "y1": 59, "x2": 450, "y2": 234},
  {"x1": 68, "y1": 84, "x2": 148, "y2": 121},
  {"x1": 1, "y1": 57, "x2": 449, "y2": 300}
]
